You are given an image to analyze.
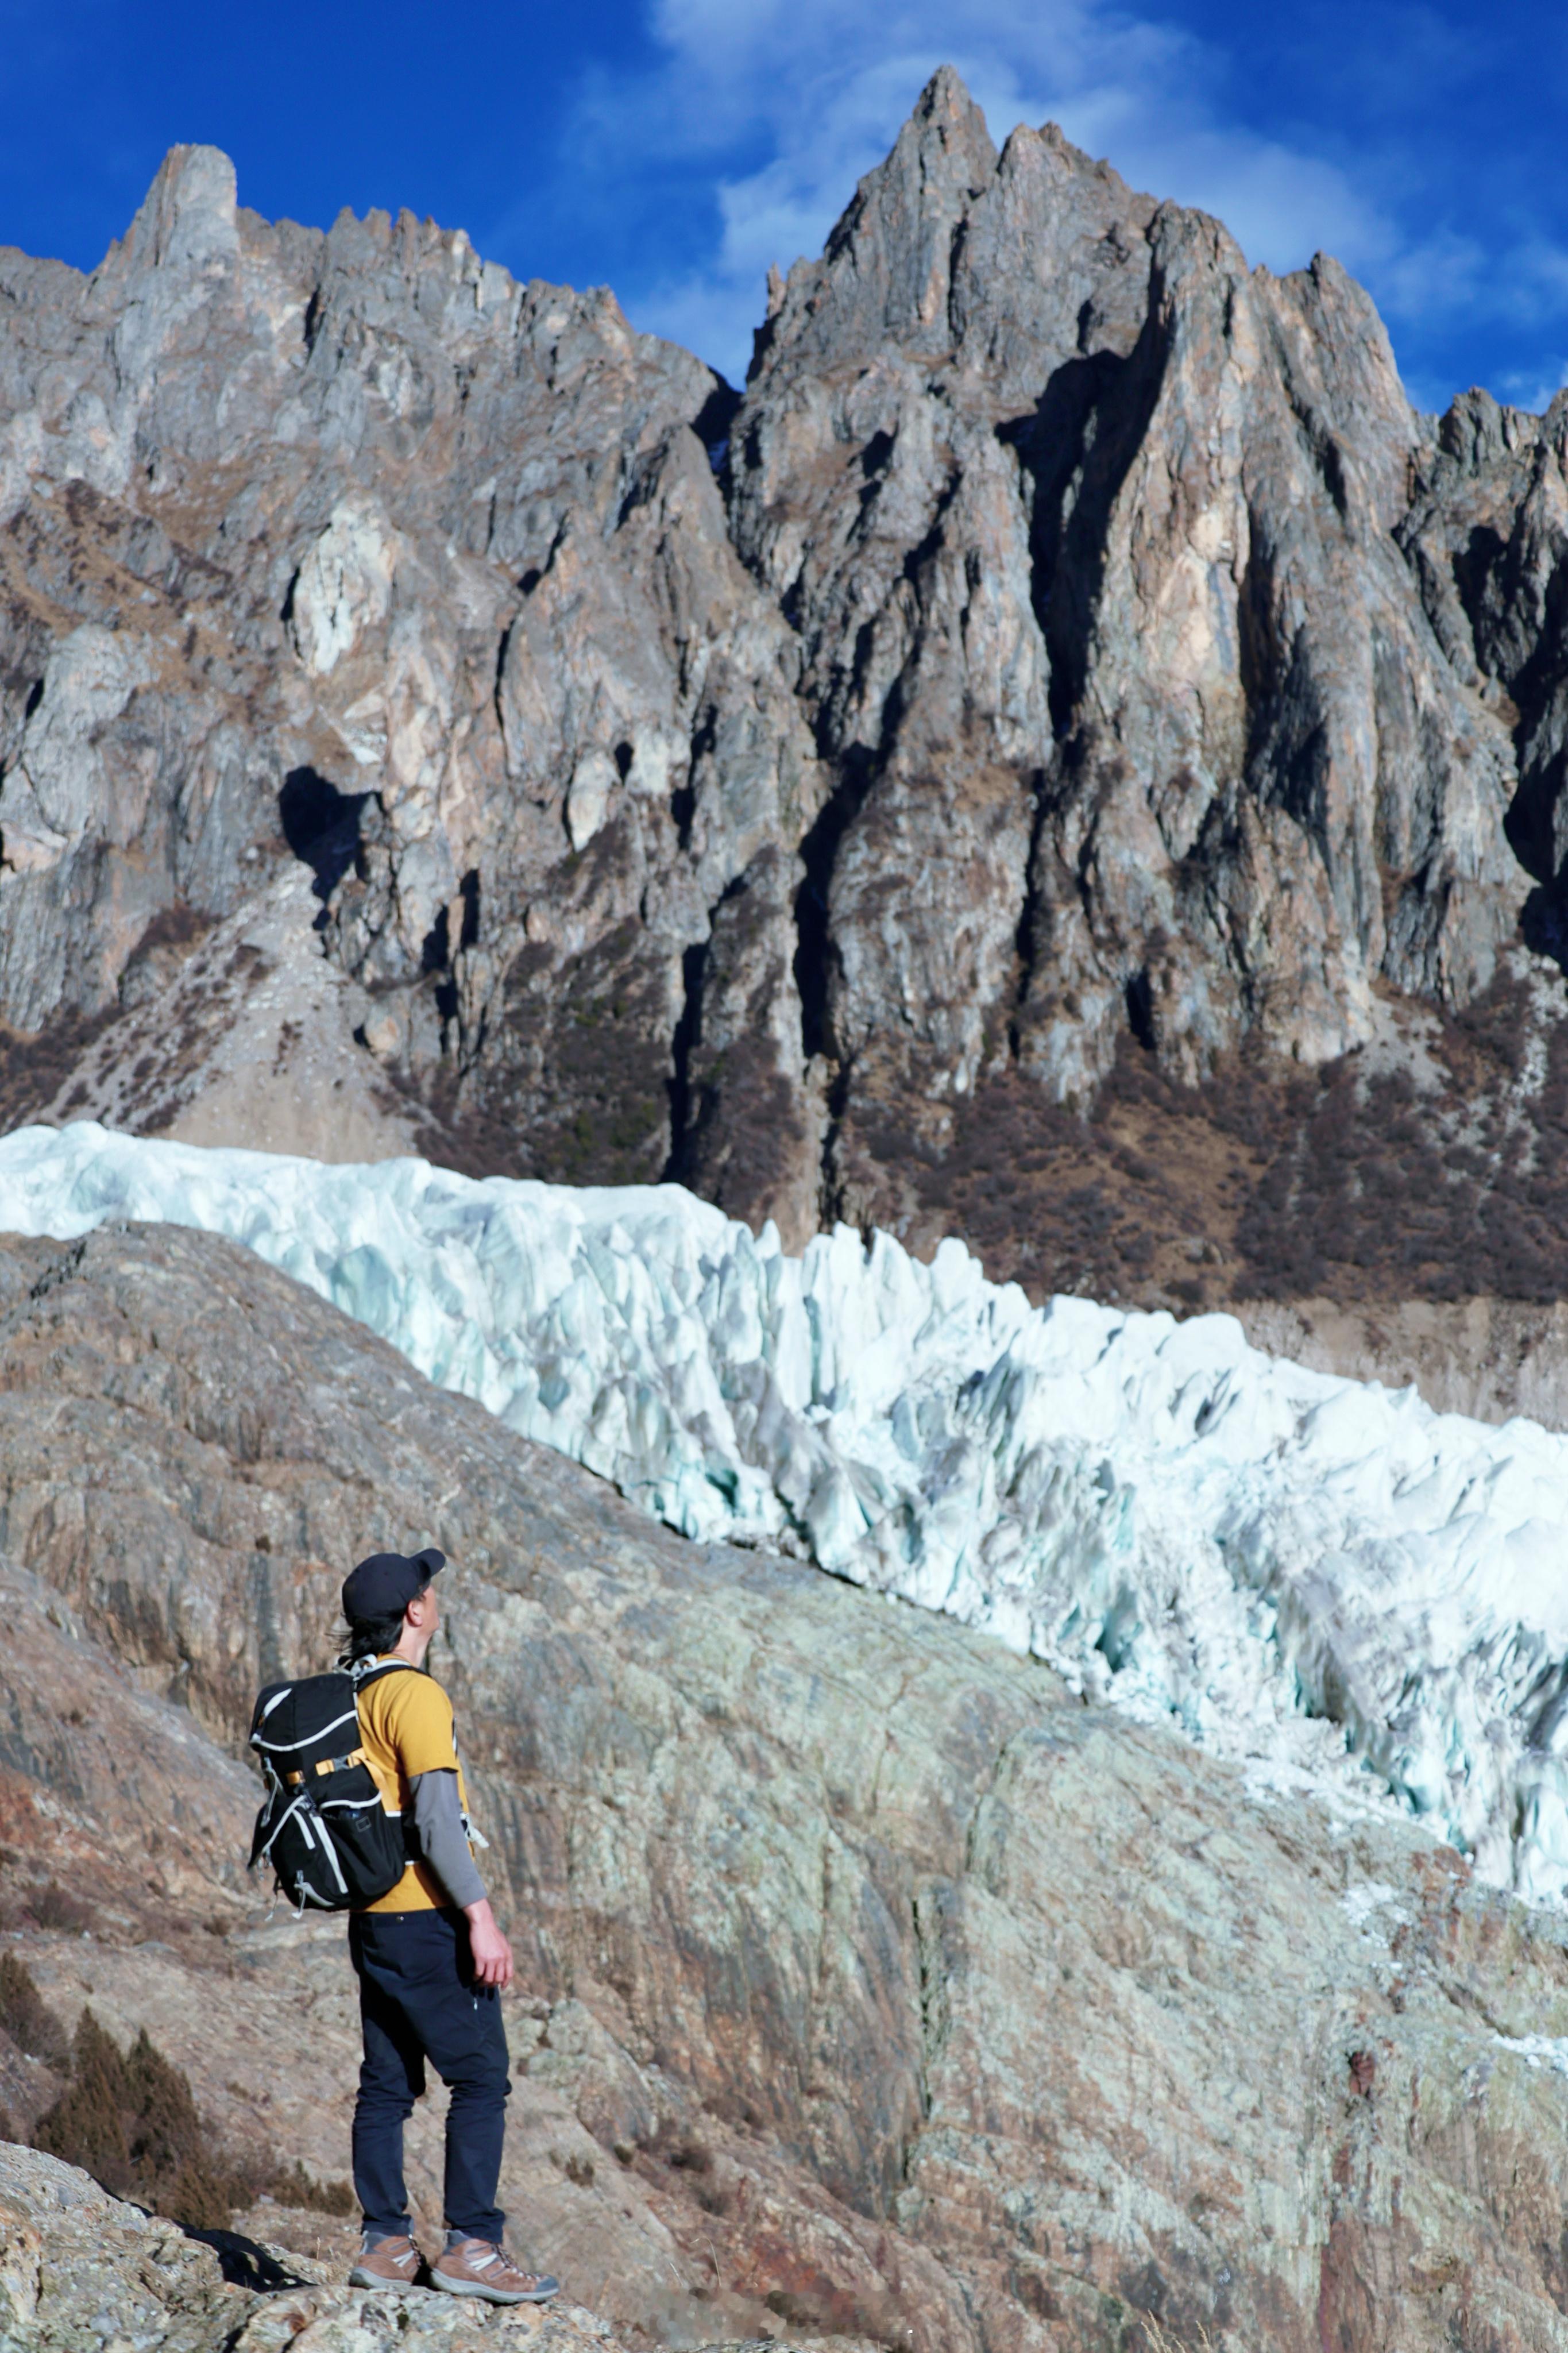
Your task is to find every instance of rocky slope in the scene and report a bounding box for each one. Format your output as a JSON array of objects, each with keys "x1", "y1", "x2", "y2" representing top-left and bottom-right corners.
[
  {"x1": 3, "y1": 1221, "x2": 1568, "y2": 2351},
  {"x1": 3, "y1": 74, "x2": 1568, "y2": 1340}
]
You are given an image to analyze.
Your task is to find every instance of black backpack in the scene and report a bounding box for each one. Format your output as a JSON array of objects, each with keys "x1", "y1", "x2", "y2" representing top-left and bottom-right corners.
[{"x1": 247, "y1": 1659, "x2": 416, "y2": 1912}]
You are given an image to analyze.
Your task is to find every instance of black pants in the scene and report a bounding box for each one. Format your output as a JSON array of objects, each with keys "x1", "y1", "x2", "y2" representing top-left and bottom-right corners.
[{"x1": 348, "y1": 1907, "x2": 511, "y2": 2243}]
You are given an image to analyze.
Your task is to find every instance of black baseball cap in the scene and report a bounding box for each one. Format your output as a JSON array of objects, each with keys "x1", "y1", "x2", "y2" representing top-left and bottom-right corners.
[{"x1": 341, "y1": 1547, "x2": 446, "y2": 1625}]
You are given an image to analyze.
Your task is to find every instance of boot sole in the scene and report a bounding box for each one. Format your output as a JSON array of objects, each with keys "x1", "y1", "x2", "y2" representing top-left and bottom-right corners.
[
  {"x1": 430, "y1": 2271, "x2": 559, "y2": 2305},
  {"x1": 349, "y1": 2267, "x2": 427, "y2": 2292}
]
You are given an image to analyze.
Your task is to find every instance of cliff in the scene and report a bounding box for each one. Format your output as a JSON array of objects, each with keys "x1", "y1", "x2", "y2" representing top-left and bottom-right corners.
[{"x1": 2, "y1": 71, "x2": 1567, "y2": 1315}]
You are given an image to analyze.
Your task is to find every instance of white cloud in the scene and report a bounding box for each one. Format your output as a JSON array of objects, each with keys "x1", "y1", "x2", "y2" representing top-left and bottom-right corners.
[
  {"x1": 1496, "y1": 358, "x2": 1568, "y2": 415},
  {"x1": 582, "y1": 0, "x2": 1393, "y2": 383},
  {"x1": 1374, "y1": 228, "x2": 1568, "y2": 378},
  {"x1": 1376, "y1": 226, "x2": 1490, "y2": 323},
  {"x1": 536, "y1": 0, "x2": 1568, "y2": 414}
]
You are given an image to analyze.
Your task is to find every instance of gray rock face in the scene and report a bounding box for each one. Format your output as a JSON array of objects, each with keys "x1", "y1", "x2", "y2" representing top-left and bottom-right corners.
[
  {"x1": 1399, "y1": 390, "x2": 1568, "y2": 946},
  {"x1": 0, "y1": 146, "x2": 821, "y2": 1237},
  {"x1": 726, "y1": 71, "x2": 1523, "y2": 1206},
  {"x1": 7, "y1": 1225, "x2": 1568, "y2": 2352},
  {"x1": 0, "y1": 75, "x2": 1563, "y2": 1274}
]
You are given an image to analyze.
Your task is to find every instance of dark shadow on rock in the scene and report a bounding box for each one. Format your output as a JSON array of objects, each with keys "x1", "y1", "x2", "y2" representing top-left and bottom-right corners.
[
  {"x1": 1446, "y1": 513, "x2": 1568, "y2": 980},
  {"x1": 662, "y1": 936, "x2": 709, "y2": 1185},
  {"x1": 693, "y1": 378, "x2": 741, "y2": 476},
  {"x1": 1520, "y1": 881, "x2": 1568, "y2": 970},
  {"x1": 793, "y1": 742, "x2": 878, "y2": 1064},
  {"x1": 278, "y1": 768, "x2": 370, "y2": 907},
  {"x1": 178, "y1": 2222, "x2": 312, "y2": 2292},
  {"x1": 998, "y1": 338, "x2": 1155, "y2": 740}
]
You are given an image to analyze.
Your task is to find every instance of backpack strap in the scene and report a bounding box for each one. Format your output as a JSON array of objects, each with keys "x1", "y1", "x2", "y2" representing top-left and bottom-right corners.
[
  {"x1": 349, "y1": 1656, "x2": 421, "y2": 1691},
  {"x1": 284, "y1": 1746, "x2": 369, "y2": 1786},
  {"x1": 349, "y1": 1656, "x2": 422, "y2": 1835}
]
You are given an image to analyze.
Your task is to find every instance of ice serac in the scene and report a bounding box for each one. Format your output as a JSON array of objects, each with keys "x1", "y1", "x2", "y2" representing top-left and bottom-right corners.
[{"x1": 6, "y1": 1119, "x2": 1568, "y2": 1910}]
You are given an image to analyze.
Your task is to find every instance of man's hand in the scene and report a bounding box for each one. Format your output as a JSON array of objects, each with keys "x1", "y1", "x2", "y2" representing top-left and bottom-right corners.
[{"x1": 464, "y1": 1897, "x2": 514, "y2": 1990}]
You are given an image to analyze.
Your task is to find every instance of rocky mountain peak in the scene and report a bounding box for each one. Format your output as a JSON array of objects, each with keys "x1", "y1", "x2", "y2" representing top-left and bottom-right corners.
[
  {"x1": 106, "y1": 140, "x2": 240, "y2": 278},
  {"x1": 757, "y1": 75, "x2": 1153, "y2": 394},
  {"x1": 0, "y1": 75, "x2": 1565, "y2": 1316},
  {"x1": 806, "y1": 64, "x2": 998, "y2": 347}
]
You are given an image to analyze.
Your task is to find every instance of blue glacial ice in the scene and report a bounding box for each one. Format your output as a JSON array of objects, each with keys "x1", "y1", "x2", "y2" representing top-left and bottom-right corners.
[{"x1": 3, "y1": 1119, "x2": 1568, "y2": 1901}]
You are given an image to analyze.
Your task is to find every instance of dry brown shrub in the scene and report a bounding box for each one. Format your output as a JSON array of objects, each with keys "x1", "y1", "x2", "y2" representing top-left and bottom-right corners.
[
  {"x1": 32, "y1": 2007, "x2": 350, "y2": 2226},
  {"x1": 26, "y1": 1883, "x2": 92, "y2": 1934},
  {"x1": 0, "y1": 1954, "x2": 68, "y2": 2069}
]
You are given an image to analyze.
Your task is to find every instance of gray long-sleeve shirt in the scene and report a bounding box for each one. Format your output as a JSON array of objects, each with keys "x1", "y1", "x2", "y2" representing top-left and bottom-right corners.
[{"x1": 410, "y1": 1768, "x2": 486, "y2": 1911}]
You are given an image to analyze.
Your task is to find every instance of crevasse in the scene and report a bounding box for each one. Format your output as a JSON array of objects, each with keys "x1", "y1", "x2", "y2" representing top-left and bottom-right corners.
[{"x1": 3, "y1": 1120, "x2": 1567, "y2": 1901}]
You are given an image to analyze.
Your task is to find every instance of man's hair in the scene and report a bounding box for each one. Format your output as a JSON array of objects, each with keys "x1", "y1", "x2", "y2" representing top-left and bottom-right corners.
[{"x1": 337, "y1": 1583, "x2": 430, "y2": 1668}]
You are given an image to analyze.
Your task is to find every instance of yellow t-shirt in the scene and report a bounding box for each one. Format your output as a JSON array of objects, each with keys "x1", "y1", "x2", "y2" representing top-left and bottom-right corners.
[{"x1": 355, "y1": 1660, "x2": 474, "y2": 1914}]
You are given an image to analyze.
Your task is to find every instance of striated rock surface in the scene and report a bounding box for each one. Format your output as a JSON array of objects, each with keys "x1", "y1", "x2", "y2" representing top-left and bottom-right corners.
[
  {"x1": 2, "y1": 76, "x2": 1568, "y2": 1307},
  {"x1": 4, "y1": 1225, "x2": 1568, "y2": 2349}
]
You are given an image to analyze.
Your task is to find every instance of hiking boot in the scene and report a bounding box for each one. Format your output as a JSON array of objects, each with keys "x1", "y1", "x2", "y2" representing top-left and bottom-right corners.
[
  {"x1": 430, "y1": 2238, "x2": 559, "y2": 2304},
  {"x1": 349, "y1": 2233, "x2": 424, "y2": 2290}
]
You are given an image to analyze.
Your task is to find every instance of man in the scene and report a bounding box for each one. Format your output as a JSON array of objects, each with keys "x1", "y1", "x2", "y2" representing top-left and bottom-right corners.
[{"x1": 339, "y1": 1545, "x2": 558, "y2": 2305}]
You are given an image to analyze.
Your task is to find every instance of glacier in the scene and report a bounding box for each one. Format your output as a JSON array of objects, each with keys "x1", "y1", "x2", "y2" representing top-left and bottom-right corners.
[{"x1": 2, "y1": 1119, "x2": 1568, "y2": 1901}]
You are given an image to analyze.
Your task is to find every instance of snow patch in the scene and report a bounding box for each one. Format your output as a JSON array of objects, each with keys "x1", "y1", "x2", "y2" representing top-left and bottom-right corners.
[
  {"x1": 1341, "y1": 1881, "x2": 1408, "y2": 1933},
  {"x1": 4, "y1": 1121, "x2": 1568, "y2": 1902},
  {"x1": 1494, "y1": 2035, "x2": 1568, "y2": 2077}
]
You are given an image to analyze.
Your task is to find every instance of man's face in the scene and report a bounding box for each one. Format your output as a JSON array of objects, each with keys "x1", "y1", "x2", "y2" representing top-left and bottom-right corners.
[{"x1": 406, "y1": 1579, "x2": 438, "y2": 1648}]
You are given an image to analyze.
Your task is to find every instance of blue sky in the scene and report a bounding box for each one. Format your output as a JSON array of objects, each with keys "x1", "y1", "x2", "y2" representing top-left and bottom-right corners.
[{"x1": 0, "y1": 0, "x2": 1565, "y2": 414}]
